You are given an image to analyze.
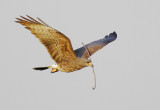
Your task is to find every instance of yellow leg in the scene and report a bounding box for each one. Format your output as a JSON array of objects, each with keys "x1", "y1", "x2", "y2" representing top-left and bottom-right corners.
[{"x1": 51, "y1": 68, "x2": 58, "y2": 73}]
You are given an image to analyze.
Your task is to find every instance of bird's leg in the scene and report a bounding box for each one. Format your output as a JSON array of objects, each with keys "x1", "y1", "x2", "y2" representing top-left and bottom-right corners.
[
  {"x1": 51, "y1": 68, "x2": 58, "y2": 73},
  {"x1": 49, "y1": 64, "x2": 58, "y2": 73}
]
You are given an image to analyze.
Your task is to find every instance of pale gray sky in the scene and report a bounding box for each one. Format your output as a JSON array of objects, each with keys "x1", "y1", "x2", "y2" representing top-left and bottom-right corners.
[{"x1": 0, "y1": 0, "x2": 160, "y2": 110}]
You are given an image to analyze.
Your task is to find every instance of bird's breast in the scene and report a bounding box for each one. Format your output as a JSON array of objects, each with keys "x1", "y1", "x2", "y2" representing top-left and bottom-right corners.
[{"x1": 57, "y1": 61, "x2": 86, "y2": 72}]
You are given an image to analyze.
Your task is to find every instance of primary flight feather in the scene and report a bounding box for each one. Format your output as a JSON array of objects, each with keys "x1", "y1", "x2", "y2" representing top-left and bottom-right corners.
[{"x1": 16, "y1": 15, "x2": 76, "y2": 64}]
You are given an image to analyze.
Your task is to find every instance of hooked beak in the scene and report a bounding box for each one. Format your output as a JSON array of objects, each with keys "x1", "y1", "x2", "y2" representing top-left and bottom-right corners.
[{"x1": 88, "y1": 62, "x2": 94, "y2": 67}]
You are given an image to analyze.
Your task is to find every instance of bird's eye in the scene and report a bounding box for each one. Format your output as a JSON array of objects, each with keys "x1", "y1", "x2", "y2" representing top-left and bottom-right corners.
[{"x1": 87, "y1": 61, "x2": 90, "y2": 63}]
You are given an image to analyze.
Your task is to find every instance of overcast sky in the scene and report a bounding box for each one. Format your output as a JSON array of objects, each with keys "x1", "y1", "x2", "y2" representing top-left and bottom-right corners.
[{"x1": 0, "y1": 0, "x2": 160, "y2": 110}]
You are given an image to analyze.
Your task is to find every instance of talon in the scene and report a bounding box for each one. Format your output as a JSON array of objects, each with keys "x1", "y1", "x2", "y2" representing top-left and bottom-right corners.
[{"x1": 51, "y1": 68, "x2": 58, "y2": 73}]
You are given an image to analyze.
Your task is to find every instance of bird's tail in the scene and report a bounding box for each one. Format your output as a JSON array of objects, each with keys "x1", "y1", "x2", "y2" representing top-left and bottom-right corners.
[
  {"x1": 33, "y1": 66, "x2": 50, "y2": 71},
  {"x1": 33, "y1": 65, "x2": 58, "y2": 73}
]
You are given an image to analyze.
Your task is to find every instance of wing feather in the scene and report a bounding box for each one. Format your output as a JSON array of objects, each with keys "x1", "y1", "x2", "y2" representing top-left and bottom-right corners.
[
  {"x1": 74, "y1": 32, "x2": 117, "y2": 58},
  {"x1": 16, "y1": 16, "x2": 76, "y2": 63}
]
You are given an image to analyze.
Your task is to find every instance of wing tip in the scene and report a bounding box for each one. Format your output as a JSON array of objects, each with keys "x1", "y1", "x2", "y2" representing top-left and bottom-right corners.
[{"x1": 104, "y1": 31, "x2": 117, "y2": 43}]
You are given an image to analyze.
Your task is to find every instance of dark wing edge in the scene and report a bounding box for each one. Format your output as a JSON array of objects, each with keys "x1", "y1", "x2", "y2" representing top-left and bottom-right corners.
[{"x1": 74, "y1": 31, "x2": 117, "y2": 58}]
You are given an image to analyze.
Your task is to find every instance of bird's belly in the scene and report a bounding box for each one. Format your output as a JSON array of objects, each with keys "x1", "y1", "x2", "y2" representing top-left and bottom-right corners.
[
  {"x1": 58, "y1": 63, "x2": 84, "y2": 73},
  {"x1": 59, "y1": 66, "x2": 80, "y2": 72}
]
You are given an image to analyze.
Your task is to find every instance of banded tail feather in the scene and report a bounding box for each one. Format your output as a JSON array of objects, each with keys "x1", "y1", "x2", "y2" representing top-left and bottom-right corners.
[
  {"x1": 33, "y1": 67, "x2": 49, "y2": 71},
  {"x1": 33, "y1": 64, "x2": 58, "y2": 73}
]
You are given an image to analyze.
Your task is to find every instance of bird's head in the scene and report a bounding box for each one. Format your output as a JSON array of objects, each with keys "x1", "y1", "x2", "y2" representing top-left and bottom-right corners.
[
  {"x1": 86, "y1": 59, "x2": 94, "y2": 67},
  {"x1": 79, "y1": 58, "x2": 93, "y2": 67}
]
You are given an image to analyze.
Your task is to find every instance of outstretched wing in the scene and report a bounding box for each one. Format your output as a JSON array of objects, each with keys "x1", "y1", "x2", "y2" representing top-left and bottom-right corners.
[
  {"x1": 16, "y1": 15, "x2": 76, "y2": 63},
  {"x1": 74, "y1": 32, "x2": 117, "y2": 58}
]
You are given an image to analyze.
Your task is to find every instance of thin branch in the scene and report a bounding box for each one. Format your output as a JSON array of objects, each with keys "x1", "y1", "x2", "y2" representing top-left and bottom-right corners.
[{"x1": 82, "y1": 42, "x2": 96, "y2": 90}]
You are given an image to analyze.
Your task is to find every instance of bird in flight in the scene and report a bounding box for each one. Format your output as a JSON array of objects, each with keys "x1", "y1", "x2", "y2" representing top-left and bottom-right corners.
[{"x1": 15, "y1": 15, "x2": 117, "y2": 90}]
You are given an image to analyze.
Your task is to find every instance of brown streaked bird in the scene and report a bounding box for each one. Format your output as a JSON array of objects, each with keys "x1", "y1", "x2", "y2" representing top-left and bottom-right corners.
[{"x1": 15, "y1": 15, "x2": 117, "y2": 90}]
